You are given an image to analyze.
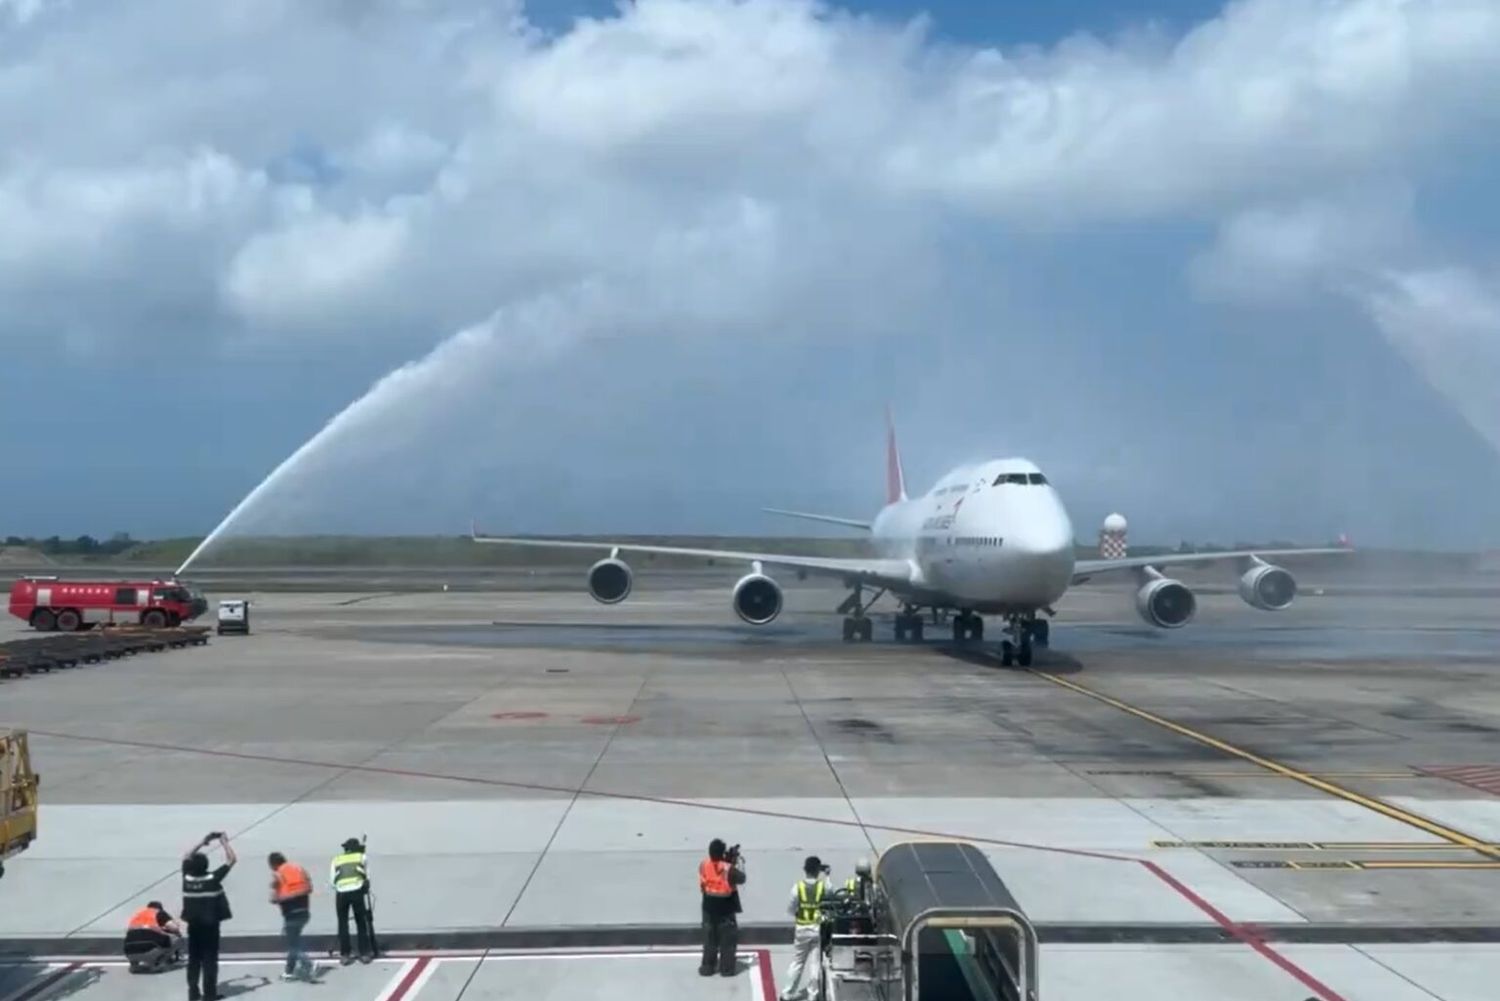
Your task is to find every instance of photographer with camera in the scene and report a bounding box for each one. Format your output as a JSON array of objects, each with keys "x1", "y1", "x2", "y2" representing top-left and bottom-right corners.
[
  {"x1": 180, "y1": 831, "x2": 237, "y2": 1001},
  {"x1": 780, "y1": 855, "x2": 831, "y2": 1001},
  {"x1": 697, "y1": 838, "x2": 746, "y2": 978}
]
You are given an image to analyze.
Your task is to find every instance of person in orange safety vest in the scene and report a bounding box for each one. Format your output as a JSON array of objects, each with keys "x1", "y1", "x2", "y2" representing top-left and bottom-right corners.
[
  {"x1": 698, "y1": 838, "x2": 747, "y2": 977},
  {"x1": 268, "y1": 852, "x2": 314, "y2": 981},
  {"x1": 123, "y1": 900, "x2": 185, "y2": 973}
]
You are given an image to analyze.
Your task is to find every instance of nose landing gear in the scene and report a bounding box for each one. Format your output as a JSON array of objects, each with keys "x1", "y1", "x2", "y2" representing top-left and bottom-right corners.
[{"x1": 999, "y1": 614, "x2": 1048, "y2": 667}]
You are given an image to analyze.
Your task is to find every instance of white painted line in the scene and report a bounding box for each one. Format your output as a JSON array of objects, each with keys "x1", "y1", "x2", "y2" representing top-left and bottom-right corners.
[
  {"x1": 477, "y1": 950, "x2": 727, "y2": 961},
  {"x1": 401, "y1": 957, "x2": 440, "y2": 1000},
  {"x1": 371, "y1": 959, "x2": 418, "y2": 1001}
]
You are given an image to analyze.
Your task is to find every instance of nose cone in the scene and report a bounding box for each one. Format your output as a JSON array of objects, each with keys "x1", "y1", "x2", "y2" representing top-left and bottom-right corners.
[{"x1": 1004, "y1": 507, "x2": 1075, "y2": 603}]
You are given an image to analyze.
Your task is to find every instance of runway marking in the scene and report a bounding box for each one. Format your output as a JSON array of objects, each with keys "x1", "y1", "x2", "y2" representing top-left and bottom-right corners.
[
  {"x1": 1138, "y1": 861, "x2": 1349, "y2": 1001},
  {"x1": 1230, "y1": 859, "x2": 1500, "y2": 871},
  {"x1": 1092, "y1": 769, "x2": 1421, "y2": 779},
  {"x1": 1031, "y1": 670, "x2": 1500, "y2": 861},
  {"x1": 1421, "y1": 764, "x2": 1500, "y2": 797},
  {"x1": 1153, "y1": 840, "x2": 1500, "y2": 851}
]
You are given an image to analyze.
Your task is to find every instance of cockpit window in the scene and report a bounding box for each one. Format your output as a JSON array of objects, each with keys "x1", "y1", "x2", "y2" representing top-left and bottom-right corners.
[
  {"x1": 993, "y1": 473, "x2": 1029, "y2": 485},
  {"x1": 1028, "y1": 473, "x2": 1047, "y2": 485}
]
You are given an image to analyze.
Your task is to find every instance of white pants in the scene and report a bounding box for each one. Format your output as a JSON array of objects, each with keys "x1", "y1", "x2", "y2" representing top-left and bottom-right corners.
[{"x1": 781, "y1": 925, "x2": 822, "y2": 1000}]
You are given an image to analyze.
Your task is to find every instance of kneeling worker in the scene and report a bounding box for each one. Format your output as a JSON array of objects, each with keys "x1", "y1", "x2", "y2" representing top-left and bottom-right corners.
[
  {"x1": 330, "y1": 837, "x2": 375, "y2": 964},
  {"x1": 124, "y1": 900, "x2": 184, "y2": 973}
]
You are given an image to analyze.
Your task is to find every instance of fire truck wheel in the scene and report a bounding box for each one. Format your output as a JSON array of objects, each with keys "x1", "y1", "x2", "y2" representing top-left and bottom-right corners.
[
  {"x1": 31, "y1": 609, "x2": 56, "y2": 632},
  {"x1": 142, "y1": 610, "x2": 167, "y2": 628},
  {"x1": 55, "y1": 609, "x2": 81, "y2": 632}
]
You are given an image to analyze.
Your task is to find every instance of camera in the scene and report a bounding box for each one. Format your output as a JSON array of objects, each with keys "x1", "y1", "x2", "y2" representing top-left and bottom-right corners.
[
  {"x1": 724, "y1": 843, "x2": 742, "y2": 864},
  {"x1": 204, "y1": 831, "x2": 225, "y2": 843}
]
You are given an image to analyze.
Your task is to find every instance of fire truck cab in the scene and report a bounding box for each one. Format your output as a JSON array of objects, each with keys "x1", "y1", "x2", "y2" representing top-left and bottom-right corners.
[{"x1": 8, "y1": 577, "x2": 208, "y2": 631}]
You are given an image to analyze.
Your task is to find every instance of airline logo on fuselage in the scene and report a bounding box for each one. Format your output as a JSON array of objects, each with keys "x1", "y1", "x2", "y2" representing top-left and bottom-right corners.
[{"x1": 921, "y1": 514, "x2": 955, "y2": 531}]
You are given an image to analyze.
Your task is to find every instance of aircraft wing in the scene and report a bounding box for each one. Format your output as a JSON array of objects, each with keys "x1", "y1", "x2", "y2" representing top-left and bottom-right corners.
[
  {"x1": 470, "y1": 533, "x2": 916, "y2": 589},
  {"x1": 1073, "y1": 547, "x2": 1353, "y2": 583}
]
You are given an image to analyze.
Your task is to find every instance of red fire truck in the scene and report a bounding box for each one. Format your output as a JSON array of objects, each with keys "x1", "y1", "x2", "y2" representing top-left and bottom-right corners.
[{"x1": 7, "y1": 577, "x2": 208, "y2": 631}]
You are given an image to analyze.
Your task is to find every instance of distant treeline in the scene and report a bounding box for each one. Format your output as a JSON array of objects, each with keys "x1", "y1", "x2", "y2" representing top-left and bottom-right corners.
[{"x1": 2, "y1": 533, "x2": 138, "y2": 557}]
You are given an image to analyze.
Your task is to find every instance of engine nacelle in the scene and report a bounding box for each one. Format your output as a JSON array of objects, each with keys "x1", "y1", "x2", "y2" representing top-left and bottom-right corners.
[
  {"x1": 1135, "y1": 576, "x2": 1196, "y2": 628},
  {"x1": 732, "y1": 573, "x2": 783, "y2": 625},
  {"x1": 1239, "y1": 562, "x2": 1296, "y2": 611},
  {"x1": 587, "y1": 558, "x2": 633, "y2": 604}
]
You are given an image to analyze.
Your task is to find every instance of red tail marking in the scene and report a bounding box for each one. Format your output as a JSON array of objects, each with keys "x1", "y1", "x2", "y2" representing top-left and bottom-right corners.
[{"x1": 885, "y1": 407, "x2": 906, "y2": 504}]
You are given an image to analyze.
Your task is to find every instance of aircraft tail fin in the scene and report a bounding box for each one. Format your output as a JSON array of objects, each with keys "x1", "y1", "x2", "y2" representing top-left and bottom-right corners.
[{"x1": 886, "y1": 406, "x2": 907, "y2": 505}]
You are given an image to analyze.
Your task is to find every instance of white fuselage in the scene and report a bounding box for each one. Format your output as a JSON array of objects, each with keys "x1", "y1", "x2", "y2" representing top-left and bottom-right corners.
[{"x1": 870, "y1": 458, "x2": 1075, "y2": 612}]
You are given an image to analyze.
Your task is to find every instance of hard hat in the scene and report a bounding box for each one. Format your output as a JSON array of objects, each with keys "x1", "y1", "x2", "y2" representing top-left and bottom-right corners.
[{"x1": 855, "y1": 857, "x2": 872, "y2": 876}]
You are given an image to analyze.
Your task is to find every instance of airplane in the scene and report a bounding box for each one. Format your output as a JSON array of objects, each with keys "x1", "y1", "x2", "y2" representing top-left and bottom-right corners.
[{"x1": 471, "y1": 413, "x2": 1352, "y2": 666}]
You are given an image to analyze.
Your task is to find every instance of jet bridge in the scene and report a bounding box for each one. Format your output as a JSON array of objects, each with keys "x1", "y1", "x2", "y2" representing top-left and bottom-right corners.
[{"x1": 820, "y1": 840, "x2": 1039, "y2": 1001}]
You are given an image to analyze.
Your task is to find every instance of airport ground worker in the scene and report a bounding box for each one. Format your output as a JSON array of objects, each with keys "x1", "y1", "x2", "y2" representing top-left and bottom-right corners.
[
  {"x1": 181, "y1": 831, "x2": 237, "y2": 1001},
  {"x1": 123, "y1": 900, "x2": 184, "y2": 973},
  {"x1": 698, "y1": 838, "x2": 746, "y2": 977},
  {"x1": 267, "y1": 852, "x2": 314, "y2": 981},
  {"x1": 780, "y1": 855, "x2": 831, "y2": 1001},
  {"x1": 330, "y1": 837, "x2": 375, "y2": 964},
  {"x1": 843, "y1": 857, "x2": 872, "y2": 900}
]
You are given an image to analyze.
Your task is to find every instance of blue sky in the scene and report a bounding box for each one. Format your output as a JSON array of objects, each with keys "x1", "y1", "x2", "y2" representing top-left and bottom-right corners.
[{"x1": 2, "y1": 0, "x2": 1499, "y2": 549}]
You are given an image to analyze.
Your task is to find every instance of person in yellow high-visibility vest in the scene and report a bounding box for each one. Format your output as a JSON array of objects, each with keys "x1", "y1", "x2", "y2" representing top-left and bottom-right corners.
[
  {"x1": 330, "y1": 838, "x2": 374, "y2": 964},
  {"x1": 780, "y1": 855, "x2": 830, "y2": 1001}
]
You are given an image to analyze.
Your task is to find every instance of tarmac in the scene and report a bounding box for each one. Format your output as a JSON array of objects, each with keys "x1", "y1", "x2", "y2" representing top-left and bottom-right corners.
[{"x1": 1, "y1": 571, "x2": 1498, "y2": 1000}]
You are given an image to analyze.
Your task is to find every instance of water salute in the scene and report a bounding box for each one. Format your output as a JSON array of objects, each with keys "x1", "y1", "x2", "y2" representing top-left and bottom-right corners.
[{"x1": 2, "y1": 2, "x2": 1500, "y2": 1001}]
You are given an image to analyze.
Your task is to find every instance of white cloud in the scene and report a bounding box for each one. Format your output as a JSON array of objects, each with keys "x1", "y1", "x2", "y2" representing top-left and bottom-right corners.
[
  {"x1": 222, "y1": 210, "x2": 411, "y2": 330},
  {"x1": 1189, "y1": 184, "x2": 1417, "y2": 304},
  {"x1": 3, "y1": 0, "x2": 1500, "y2": 542},
  {"x1": 1, "y1": 0, "x2": 1495, "y2": 351}
]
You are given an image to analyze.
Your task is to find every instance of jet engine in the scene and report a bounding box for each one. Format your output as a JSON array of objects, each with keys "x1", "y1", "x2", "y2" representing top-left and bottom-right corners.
[
  {"x1": 1239, "y1": 560, "x2": 1296, "y2": 611},
  {"x1": 587, "y1": 558, "x2": 633, "y2": 604},
  {"x1": 1135, "y1": 574, "x2": 1196, "y2": 628},
  {"x1": 732, "y1": 572, "x2": 783, "y2": 625}
]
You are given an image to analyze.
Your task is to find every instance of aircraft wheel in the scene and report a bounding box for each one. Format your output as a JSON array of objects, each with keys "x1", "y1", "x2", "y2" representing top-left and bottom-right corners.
[
  {"x1": 1031, "y1": 619, "x2": 1050, "y2": 648},
  {"x1": 1017, "y1": 640, "x2": 1033, "y2": 667},
  {"x1": 1000, "y1": 640, "x2": 1014, "y2": 666},
  {"x1": 857, "y1": 618, "x2": 873, "y2": 642}
]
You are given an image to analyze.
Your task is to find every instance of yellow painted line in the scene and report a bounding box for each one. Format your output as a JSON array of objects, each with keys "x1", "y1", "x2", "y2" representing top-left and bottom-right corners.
[{"x1": 1032, "y1": 670, "x2": 1500, "y2": 861}]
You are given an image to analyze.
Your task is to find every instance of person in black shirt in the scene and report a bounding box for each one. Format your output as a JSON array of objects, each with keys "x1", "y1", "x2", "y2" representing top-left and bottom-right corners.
[{"x1": 181, "y1": 832, "x2": 237, "y2": 1001}]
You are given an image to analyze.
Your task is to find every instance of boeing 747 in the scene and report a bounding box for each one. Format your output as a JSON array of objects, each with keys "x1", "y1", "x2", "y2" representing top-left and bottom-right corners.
[{"x1": 472, "y1": 415, "x2": 1350, "y2": 665}]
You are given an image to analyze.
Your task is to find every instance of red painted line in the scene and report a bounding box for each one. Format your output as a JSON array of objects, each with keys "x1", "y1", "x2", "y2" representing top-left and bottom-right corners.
[
  {"x1": 1140, "y1": 861, "x2": 1349, "y2": 1001},
  {"x1": 755, "y1": 948, "x2": 777, "y2": 1001},
  {"x1": 384, "y1": 956, "x2": 432, "y2": 1001},
  {"x1": 7, "y1": 964, "x2": 82, "y2": 1001}
]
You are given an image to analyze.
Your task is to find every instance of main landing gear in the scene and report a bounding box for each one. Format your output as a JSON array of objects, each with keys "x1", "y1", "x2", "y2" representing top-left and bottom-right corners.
[
  {"x1": 998, "y1": 614, "x2": 1049, "y2": 667},
  {"x1": 893, "y1": 605, "x2": 925, "y2": 642},
  {"x1": 951, "y1": 612, "x2": 984, "y2": 642},
  {"x1": 839, "y1": 585, "x2": 885, "y2": 643}
]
